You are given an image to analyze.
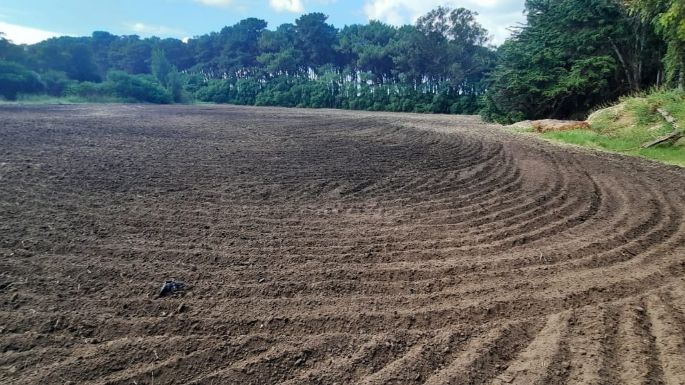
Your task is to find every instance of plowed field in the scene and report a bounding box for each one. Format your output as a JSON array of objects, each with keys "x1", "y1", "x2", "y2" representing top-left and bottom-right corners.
[{"x1": 1, "y1": 105, "x2": 685, "y2": 385}]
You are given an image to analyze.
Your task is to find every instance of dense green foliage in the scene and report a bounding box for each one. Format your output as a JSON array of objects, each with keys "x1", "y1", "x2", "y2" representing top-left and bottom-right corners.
[
  {"x1": 60, "y1": 71, "x2": 172, "y2": 103},
  {"x1": 0, "y1": 60, "x2": 44, "y2": 100},
  {"x1": 0, "y1": 2, "x2": 681, "y2": 123},
  {"x1": 628, "y1": 0, "x2": 685, "y2": 89},
  {"x1": 482, "y1": 0, "x2": 666, "y2": 123}
]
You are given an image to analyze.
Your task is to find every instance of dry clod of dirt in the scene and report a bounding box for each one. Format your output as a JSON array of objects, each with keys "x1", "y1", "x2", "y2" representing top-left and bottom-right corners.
[{"x1": 1, "y1": 104, "x2": 685, "y2": 385}]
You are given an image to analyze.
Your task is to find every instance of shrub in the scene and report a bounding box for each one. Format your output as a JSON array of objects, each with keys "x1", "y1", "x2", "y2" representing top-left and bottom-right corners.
[
  {"x1": 106, "y1": 71, "x2": 172, "y2": 104},
  {"x1": 66, "y1": 81, "x2": 115, "y2": 100},
  {"x1": 41, "y1": 71, "x2": 73, "y2": 96},
  {"x1": 0, "y1": 60, "x2": 44, "y2": 100},
  {"x1": 196, "y1": 79, "x2": 234, "y2": 103}
]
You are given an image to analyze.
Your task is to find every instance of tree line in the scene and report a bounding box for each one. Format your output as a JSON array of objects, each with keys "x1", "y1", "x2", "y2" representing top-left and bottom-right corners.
[{"x1": 0, "y1": 0, "x2": 683, "y2": 123}]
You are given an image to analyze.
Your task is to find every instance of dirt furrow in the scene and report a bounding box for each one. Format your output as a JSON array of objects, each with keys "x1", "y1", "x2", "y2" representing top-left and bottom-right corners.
[{"x1": 1, "y1": 105, "x2": 684, "y2": 385}]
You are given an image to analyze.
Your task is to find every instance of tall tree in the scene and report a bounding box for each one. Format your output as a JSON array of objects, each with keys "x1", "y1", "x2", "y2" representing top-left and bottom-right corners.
[
  {"x1": 482, "y1": 0, "x2": 664, "y2": 123},
  {"x1": 67, "y1": 43, "x2": 100, "y2": 81},
  {"x1": 258, "y1": 23, "x2": 301, "y2": 75},
  {"x1": 151, "y1": 47, "x2": 173, "y2": 87},
  {"x1": 157, "y1": 37, "x2": 195, "y2": 71},
  {"x1": 28, "y1": 37, "x2": 100, "y2": 81},
  {"x1": 337, "y1": 21, "x2": 397, "y2": 84},
  {"x1": 628, "y1": 0, "x2": 685, "y2": 89},
  {"x1": 0, "y1": 61, "x2": 44, "y2": 100},
  {"x1": 294, "y1": 13, "x2": 337, "y2": 71},
  {"x1": 108, "y1": 36, "x2": 153, "y2": 74},
  {"x1": 0, "y1": 32, "x2": 26, "y2": 62},
  {"x1": 217, "y1": 18, "x2": 268, "y2": 76},
  {"x1": 91, "y1": 31, "x2": 117, "y2": 76},
  {"x1": 416, "y1": 7, "x2": 488, "y2": 46},
  {"x1": 418, "y1": 7, "x2": 493, "y2": 91}
]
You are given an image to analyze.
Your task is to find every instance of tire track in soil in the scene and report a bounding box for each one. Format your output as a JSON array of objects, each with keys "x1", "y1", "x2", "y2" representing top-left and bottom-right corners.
[{"x1": 1, "y1": 104, "x2": 684, "y2": 384}]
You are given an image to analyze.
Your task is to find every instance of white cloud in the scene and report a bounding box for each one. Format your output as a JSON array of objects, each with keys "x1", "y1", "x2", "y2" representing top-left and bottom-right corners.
[
  {"x1": 269, "y1": 0, "x2": 305, "y2": 13},
  {"x1": 194, "y1": 0, "x2": 234, "y2": 7},
  {"x1": 363, "y1": 0, "x2": 525, "y2": 45},
  {"x1": 127, "y1": 22, "x2": 184, "y2": 37},
  {"x1": 0, "y1": 22, "x2": 64, "y2": 44}
]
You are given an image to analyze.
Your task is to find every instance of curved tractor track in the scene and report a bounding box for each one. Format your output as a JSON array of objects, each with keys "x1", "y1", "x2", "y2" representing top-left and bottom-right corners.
[{"x1": 1, "y1": 105, "x2": 684, "y2": 385}]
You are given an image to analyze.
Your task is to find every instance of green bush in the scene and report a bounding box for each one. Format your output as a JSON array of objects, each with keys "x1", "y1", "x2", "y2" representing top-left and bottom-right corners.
[
  {"x1": 66, "y1": 81, "x2": 114, "y2": 100},
  {"x1": 40, "y1": 71, "x2": 73, "y2": 96},
  {"x1": 196, "y1": 79, "x2": 234, "y2": 103},
  {"x1": 167, "y1": 71, "x2": 185, "y2": 103},
  {"x1": 64, "y1": 72, "x2": 172, "y2": 103},
  {"x1": 106, "y1": 71, "x2": 172, "y2": 104},
  {"x1": 234, "y1": 78, "x2": 261, "y2": 105},
  {"x1": 0, "y1": 61, "x2": 44, "y2": 100}
]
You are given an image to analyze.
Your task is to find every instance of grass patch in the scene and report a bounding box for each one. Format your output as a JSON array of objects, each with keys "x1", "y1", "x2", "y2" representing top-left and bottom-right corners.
[
  {"x1": 540, "y1": 89, "x2": 685, "y2": 167},
  {"x1": 543, "y1": 130, "x2": 685, "y2": 166}
]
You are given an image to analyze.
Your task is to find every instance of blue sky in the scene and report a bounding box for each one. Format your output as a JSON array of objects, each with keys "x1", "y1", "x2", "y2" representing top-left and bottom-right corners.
[{"x1": 0, "y1": 0, "x2": 525, "y2": 45}]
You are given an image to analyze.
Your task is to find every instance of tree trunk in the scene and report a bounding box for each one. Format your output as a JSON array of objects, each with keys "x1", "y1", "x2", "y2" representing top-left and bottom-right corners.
[
  {"x1": 635, "y1": 20, "x2": 646, "y2": 90},
  {"x1": 657, "y1": 69, "x2": 663, "y2": 87},
  {"x1": 679, "y1": 61, "x2": 684, "y2": 90},
  {"x1": 609, "y1": 38, "x2": 636, "y2": 91},
  {"x1": 641, "y1": 131, "x2": 683, "y2": 148}
]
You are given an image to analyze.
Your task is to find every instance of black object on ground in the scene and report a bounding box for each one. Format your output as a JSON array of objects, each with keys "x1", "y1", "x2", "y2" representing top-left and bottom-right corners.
[{"x1": 159, "y1": 279, "x2": 185, "y2": 297}]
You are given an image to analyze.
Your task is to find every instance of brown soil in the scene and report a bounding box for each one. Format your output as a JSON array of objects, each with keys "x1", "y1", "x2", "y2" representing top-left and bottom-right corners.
[{"x1": 1, "y1": 104, "x2": 684, "y2": 385}]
